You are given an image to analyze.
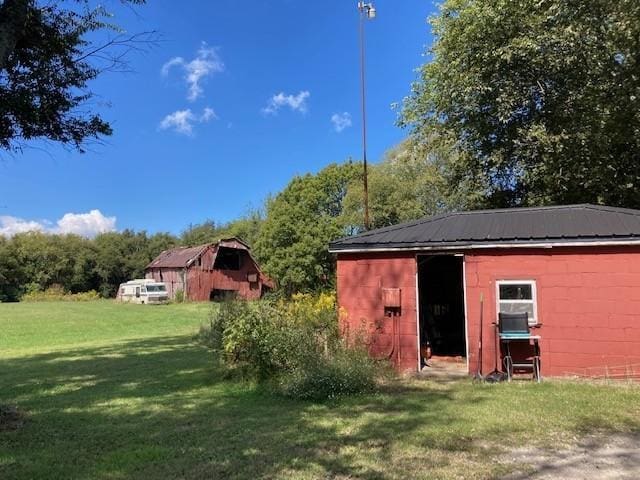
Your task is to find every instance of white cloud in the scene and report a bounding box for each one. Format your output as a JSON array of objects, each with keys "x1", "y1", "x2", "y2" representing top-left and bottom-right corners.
[
  {"x1": 159, "y1": 109, "x2": 197, "y2": 135},
  {"x1": 262, "y1": 91, "x2": 310, "y2": 115},
  {"x1": 160, "y1": 57, "x2": 184, "y2": 77},
  {"x1": 201, "y1": 107, "x2": 217, "y2": 122},
  {"x1": 0, "y1": 216, "x2": 45, "y2": 236},
  {"x1": 0, "y1": 210, "x2": 116, "y2": 238},
  {"x1": 159, "y1": 107, "x2": 217, "y2": 136},
  {"x1": 331, "y1": 112, "x2": 352, "y2": 133},
  {"x1": 161, "y1": 42, "x2": 224, "y2": 101},
  {"x1": 56, "y1": 210, "x2": 116, "y2": 237}
]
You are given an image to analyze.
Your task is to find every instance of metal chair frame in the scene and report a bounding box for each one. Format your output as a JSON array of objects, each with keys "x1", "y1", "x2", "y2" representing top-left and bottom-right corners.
[{"x1": 498, "y1": 312, "x2": 542, "y2": 382}]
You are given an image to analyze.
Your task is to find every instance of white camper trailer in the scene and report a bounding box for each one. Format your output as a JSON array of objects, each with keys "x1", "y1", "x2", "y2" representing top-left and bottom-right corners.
[{"x1": 116, "y1": 279, "x2": 169, "y2": 304}]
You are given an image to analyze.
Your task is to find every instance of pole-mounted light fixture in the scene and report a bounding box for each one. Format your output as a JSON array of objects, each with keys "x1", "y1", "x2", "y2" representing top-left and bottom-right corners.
[
  {"x1": 357, "y1": 1, "x2": 375, "y2": 231},
  {"x1": 358, "y1": 1, "x2": 376, "y2": 19}
]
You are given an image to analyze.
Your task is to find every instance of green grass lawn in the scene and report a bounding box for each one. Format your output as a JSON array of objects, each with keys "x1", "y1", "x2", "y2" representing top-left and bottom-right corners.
[{"x1": 1, "y1": 301, "x2": 639, "y2": 479}]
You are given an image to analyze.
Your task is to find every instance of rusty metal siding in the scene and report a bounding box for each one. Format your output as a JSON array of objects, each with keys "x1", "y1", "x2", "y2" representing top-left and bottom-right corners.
[
  {"x1": 185, "y1": 249, "x2": 263, "y2": 301},
  {"x1": 145, "y1": 240, "x2": 271, "y2": 302}
]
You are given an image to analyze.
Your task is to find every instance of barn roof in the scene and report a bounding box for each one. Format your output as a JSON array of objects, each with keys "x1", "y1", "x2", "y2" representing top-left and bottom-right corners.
[
  {"x1": 329, "y1": 204, "x2": 640, "y2": 252},
  {"x1": 146, "y1": 238, "x2": 251, "y2": 269},
  {"x1": 146, "y1": 244, "x2": 210, "y2": 268}
]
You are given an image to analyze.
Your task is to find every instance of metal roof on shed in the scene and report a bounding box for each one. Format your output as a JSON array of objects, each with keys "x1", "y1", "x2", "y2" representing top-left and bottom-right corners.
[{"x1": 329, "y1": 204, "x2": 640, "y2": 252}]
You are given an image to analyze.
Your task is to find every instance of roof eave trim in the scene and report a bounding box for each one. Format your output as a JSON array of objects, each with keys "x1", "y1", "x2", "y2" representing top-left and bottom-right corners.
[{"x1": 328, "y1": 239, "x2": 640, "y2": 254}]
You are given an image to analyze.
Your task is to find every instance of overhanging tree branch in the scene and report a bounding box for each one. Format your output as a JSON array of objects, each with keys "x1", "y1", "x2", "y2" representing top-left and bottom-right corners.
[
  {"x1": 0, "y1": 0, "x2": 30, "y2": 70},
  {"x1": 0, "y1": 0, "x2": 152, "y2": 154}
]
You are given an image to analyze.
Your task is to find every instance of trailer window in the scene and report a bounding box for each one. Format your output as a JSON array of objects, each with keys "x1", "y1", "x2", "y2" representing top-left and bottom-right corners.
[
  {"x1": 496, "y1": 280, "x2": 538, "y2": 325},
  {"x1": 146, "y1": 285, "x2": 166, "y2": 292}
]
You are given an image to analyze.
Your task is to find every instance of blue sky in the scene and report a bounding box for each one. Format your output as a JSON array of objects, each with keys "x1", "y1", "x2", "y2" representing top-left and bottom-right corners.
[{"x1": 0, "y1": 0, "x2": 437, "y2": 237}]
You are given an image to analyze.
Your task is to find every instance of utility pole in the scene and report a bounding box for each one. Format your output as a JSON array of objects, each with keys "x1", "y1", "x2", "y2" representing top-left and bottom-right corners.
[{"x1": 357, "y1": 1, "x2": 376, "y2": 230}]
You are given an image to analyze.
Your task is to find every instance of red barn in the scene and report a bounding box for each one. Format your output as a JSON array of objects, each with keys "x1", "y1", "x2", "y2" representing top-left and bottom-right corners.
[
  {"x1": 330, "y1": 205, "x2": 640, "y2": 379},
  {"x1": 145, "y1": 238, "x2": 273, "y2": 301}
]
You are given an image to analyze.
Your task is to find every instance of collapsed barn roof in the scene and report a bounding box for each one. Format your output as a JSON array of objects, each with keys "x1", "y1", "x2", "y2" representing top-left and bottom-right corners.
[
  {"x1": 146, "y1": 238, "x2": 252, "y2": 269},
  {"x1": 329, "y1": 204, "x2": 640, "y2": 252}
]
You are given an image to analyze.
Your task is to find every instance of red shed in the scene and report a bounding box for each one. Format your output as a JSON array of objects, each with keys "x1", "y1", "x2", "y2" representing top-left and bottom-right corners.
[
  {"x1": 330, "y1": 205, "x2": 640, "y2": 379},
  {"x1": 145, "y1": 238, "x2": 273, "y2": 301}
]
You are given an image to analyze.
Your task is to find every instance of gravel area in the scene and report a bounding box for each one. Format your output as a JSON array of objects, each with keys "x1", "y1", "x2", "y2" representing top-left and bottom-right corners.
[{"x1": 502, "y1": 433, "x2": 640, "y2": 479}]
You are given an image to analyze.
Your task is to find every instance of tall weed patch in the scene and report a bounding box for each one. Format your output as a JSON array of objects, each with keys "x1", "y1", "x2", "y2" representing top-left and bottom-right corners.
[
  {"x1": 21, "y1": 284, "x2": 101, "y2": 302},
  {"x1": 199, "y1": 293, "x2": 388, "y2": 400}
]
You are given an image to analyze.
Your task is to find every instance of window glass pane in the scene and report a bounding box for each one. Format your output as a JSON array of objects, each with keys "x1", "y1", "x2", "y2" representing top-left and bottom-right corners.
[
  {"x1": 145, "y1": 285, "x2": 167, "y2": 292},
  {"x1": 499, "y1": 284, "x2": 532, "y2": 300},
  {"x1": 499, "y1": 301, "x2": 534, "y2": 318}
]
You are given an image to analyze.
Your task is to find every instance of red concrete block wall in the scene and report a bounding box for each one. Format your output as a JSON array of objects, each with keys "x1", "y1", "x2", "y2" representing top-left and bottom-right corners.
[
  {"x1": 336, "y1": 252, "x2": 418, "y2": 371},
  {"x1": 465, "y1": 246, "x2": 640, "y2": 378}
]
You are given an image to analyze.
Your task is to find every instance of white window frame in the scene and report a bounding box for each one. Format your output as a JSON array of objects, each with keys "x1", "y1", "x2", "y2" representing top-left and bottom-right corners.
[{"x1": 496, "y1": 280, "x2": 538, "y2": 325}]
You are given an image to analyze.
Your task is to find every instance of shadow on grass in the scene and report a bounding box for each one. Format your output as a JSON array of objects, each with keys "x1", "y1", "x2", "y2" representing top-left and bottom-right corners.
[
  {"x1": 0, "y1": 335, "x2": 471, "y2": 479},
  {"x1": 1, "y1": 336, "x2": 638, "y2": 480}
]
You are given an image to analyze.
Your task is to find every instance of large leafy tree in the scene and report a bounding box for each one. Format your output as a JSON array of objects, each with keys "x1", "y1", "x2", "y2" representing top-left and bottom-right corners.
[
  {"x1": 181, "y1": 221, "x2": 220, "y2": 247},
  {"x1": 0, "y1": 0, "x2": 147, "y2": 153},
  {"x1": 181, "y1": 210, "x2": 264, "y2": 248},
  {"x1": 93, "y1": 230, "x2": 176, "y2": 297},
  {"x1": 342, "y1": 139, "x2": 479, "y2": 229},
  {"x1": 255, "y1": 162, "x2": 360, "y2": 294},
  {"x1": 0, "y1": 229, "x2": 176, "y2": 300},
  {"x1": 0, "y1": 236, "x2": 25, "y2": 301},
  {"x1": 401, "y1": 0, "x2": 640, "y2": 208},
  {"x1": 214, "y1": 209, "x2": 264, "y2": 248},
  {"x1": 11, "y1": 232, "x2": 96, "y2": 291}
]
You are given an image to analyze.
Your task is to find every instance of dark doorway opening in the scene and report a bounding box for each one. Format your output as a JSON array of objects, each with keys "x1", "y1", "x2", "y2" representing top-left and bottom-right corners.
[
  {"x1": 210, "y1": 289, "x2": 238, "y2": 302},
  {"x1": 214, "y1": 248, "x2": 242, "y2": 270},
  {"x1": 418, "y1": 255, "x2": 466, "y2": 362}
]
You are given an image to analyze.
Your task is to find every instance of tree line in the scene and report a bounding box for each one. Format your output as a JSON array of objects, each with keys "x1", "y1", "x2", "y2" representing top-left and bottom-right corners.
[
  {"x1": 2, "y1": 0, "x2": 639, "y2": 300},
  {"x1": 0, "y1": 143, "x2": 453, "y2": 301}
]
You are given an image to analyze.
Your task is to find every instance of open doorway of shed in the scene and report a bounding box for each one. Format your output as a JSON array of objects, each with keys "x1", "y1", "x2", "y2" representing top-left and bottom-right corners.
[{"x1": 417, "y1": 255, "x2": 467, "y2": 370}]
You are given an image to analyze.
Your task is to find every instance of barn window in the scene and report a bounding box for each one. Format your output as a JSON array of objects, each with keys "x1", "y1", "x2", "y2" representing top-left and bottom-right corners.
[
  {"x1": 496, "y1": 280, "x2": 538, "y2": 325},
  {"x1": 214, "y1": 248, "x2": 242, "y2": 270}
]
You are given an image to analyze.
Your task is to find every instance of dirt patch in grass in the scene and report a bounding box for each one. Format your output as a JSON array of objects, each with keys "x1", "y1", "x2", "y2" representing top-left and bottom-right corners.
[
  {"x1": 502, "y1": 433, "x2": 640, "y2": 479},
  {"x1": 0, "y1": 404, "x2": 26, "y2": 432}
]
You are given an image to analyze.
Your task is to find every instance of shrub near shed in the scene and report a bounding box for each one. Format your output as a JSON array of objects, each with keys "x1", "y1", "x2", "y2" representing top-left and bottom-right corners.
[{"x1": 200, "y1": 294, "x2": 386, "y2": 400}]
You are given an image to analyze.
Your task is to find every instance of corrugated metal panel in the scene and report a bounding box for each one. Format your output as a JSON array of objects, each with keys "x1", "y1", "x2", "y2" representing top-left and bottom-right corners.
[
  {"x1": 146, "y1": 245, "x2": 210, "y2": 268},
  {"x1": 329, "y1": 204, "x2": 640, "y2": 251}
]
